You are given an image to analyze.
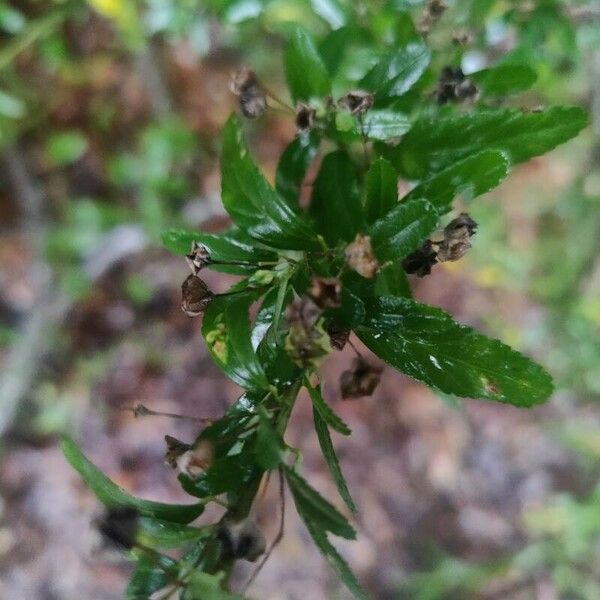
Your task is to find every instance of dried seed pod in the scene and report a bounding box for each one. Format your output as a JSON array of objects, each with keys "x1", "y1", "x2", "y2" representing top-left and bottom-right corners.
[
  {"x1": 309, "y1": 277, "x2": 342, "y2": 309},
  {"x1": 327, "y1": 323, "x2": 351, "y2": 351},
  {"x1": 436, "y1": 212, "x2": 478, "y2": 263},
  {"x1": 337, "y1": 90, "x2": 374, "y2": 116},
  {"x1": 229, "y1": 68, "x2": 267, "y2": 119},
  {"x1": 285, "y1": 297, "x2": 332, "y2": 368},
  {"x1": 218, "y1": 518, "x2": 266, "y2": 562},
  {"x1": 176, "y1": 439, "x2": 215, "y2": 478},
  {"x1": 436, "y1": 66, "x2": 478, "y2": 105},
  {"x1": 164, "y1": 435, "x2": 191, "y2": 469},
  {"x1": 295, "y1": 102, "x2": 316, "y2": 134},
  {"x1": 345, "y1": 233, "x2": 379, "y2": 279},
  {"x1": 340, "y1": 357, "x2": 383, "y2": 399},
  {"x1": 402, "y1": 240, "x2": 438, "y2": 277},
  {"x1": 181, "y1": 274, "x2": 214, "y2": 317},
  {"x1": 185, "y1": 242, "x2": 211, "y2": 274},
  {"x1": 418, "y1": 0, "x2": 447, "y2": 34},
  {"x1": 95, "y1": 506, "x2": 139, "y2": 550}
]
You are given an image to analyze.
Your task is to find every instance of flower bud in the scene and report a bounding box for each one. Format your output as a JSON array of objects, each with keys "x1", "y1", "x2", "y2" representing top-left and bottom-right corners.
[{"x1": 181, "y1": 274, "x2": 214, "y2": 317}]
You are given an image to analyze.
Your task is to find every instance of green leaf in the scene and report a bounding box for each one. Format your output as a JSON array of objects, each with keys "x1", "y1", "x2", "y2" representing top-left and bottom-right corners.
[
  {"x1": 304, "y1": 520, "x2": 368, "y2": 600},
  {"x1": 360, "y1": 41, "x2": 430, "y2": 99},
  {"x1": 362, "y1": 109, "x2": 412, "y2": 141},
  {"x1": 356, "y1": 296, "x2": 554, "y2": 407},
  {"x1": 311, "y1": 0, "x2": 349, "y2": 29},
  {"x1": 138, "y1": 518, "x2": 212, "y2": 549},
  {"x1": 368, "y1": 199, "x2": 438, "y2": 264},
  {"x1": 305, "y1": 377, "x2": 351, "y2": 436},
  {"x1": 125, "y1": 553, "x2": 176, "y2": 599},
  {"x1": 255, "y1": 409, "x2": 283, "y2": 470},
  {"x1": 375, "y1": 263, "x2": 412, "y2": 298},
  {"x1": 470, "y1": 64, "x2": 537, "y2": 96},
  {"x1": 313, "y1": 408, "x2": 357, "y2": 513},
  {"x1": 365, "y1": 158, "x2": 398, "y2": 225},
  {"x1": 162, "y1": 227, "x2": 277, "y2": 275},
  {"x1": 275, "y1": 131, "x2": 320, "y2": 207},
  {"x1": 61, "y1": 438, "x2": 204, "y2": 523},
  {"x1": 309, "y1": 150, "x2": 363, "y2": 245},
  {"x1": 319, "y1": 25, "x2": 357, "y2": 76},
  {"x1": 402, "y1": 150, "x2": 510, "y2": 213},
  {"x1": 46, "y1": 130, "x2": 87, "y2": 167},
  {"x1": 284, "y1": 27, "x2": 331, "y2": 103},
  {"x1": 202, "y1": 291, "x2": 270, "y2": 391},
  {"x1": 284, "y1": 466, "x2": 356, "y2": 539},
  {"x1": 221, "y1": 115, "x2": 320, "y2": 250},
  {"x1": 188, "y1": 571, "x2": 247, "y2": 600},
  {"x1": 392, "y1": 106, "x2": 588, "y2": 179}
]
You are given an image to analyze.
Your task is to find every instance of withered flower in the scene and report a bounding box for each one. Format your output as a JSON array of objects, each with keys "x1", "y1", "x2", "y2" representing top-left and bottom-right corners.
[
  {"x1": 337, "y1": 90, "x2": 374, "y2": 116},
  {"x1": 175, "y1": 439, "x2": 215, "y2": 478},
  {"x1": 285, "y1": 297, "x2": 332, "y2": 368},
  {"x1": 309, "y1": 277, "x2": 342, "y2": 309},
  {"x1": 164, "y1": 435, "x2": 191, "y2": 469},
  {"x1": 218, "y1": 518, "x2": 266, "y2": 562},
  {"x1": 229, "y1": 68, "x2": 267, "y2": 119},
  {"x1": 436, "y1": 66, "x2": 478, "y2": 105},
  {"x1": 185, "y1": 241, "x2": 211, "y2": 274},
  {"x1": 340, "y1": 357, "x2": 383, "y2": 399},
  {"x1": 295, "y1": 102, "x2": 317, "y2": 134},
  {"x1": 402, "y1": 240, "x2": 438, "y2": 277},
  {"x1": 436, "y1": 212, "x2": 478, "y2": 263},
  {"x1": 181, "y1": 274, "x2": 214, "y2": 317},
  {"x1": 96, "y1": 506, "x2": 139, "y2": 550},
  {"x1": 345, "y1": 233, "x2": 379, "y2": 279},
  {"x1": 327, "y1": 323, "x2": 351, "y2": 351}
]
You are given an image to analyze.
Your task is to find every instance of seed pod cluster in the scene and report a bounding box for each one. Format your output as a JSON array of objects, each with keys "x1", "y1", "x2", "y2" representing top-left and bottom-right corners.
[
  {"x1": 230, "y1": 68, "x2": 267, "y2": 119},
  {"x1": 217, "y1": 518, "x2": 266, "y2": 562},
  {"x1": 402, "y1": 213, "x2": 478, "y2": 277}
]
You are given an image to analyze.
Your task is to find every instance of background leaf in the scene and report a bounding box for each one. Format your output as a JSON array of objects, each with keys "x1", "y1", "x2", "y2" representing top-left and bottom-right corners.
[
  {"x1": 124, "y1": 553, "x2": 176, "y2": 600},
  {"x1": 305, "y1": 378, "x2": 351, "y2": 436},
  {"x1": 61, "y1": 438, "x2": 204, "y2": 523},
  {"x1": 284, "y1": 27, "x2": 331, "y2": 102},
  {"x1": 365, "y1": 158, "x2": 399, "y2": 225},
  {"x1": 356, "y1": 296, "x2": 554, "y2": 407},
  {"x1": 470, "y1": 64, "x2": 537, "y2": 97}
]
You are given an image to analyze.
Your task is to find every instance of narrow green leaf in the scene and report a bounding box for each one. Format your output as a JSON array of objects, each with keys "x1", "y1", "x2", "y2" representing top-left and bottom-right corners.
[
  {"x1": 202, "y1": 291, "x2": 270, "y2": 391},
  {"x1": 470, "y1": 64, "x2": 537, "y2": 96},
  {"x1": 255, "y1": 409, "x2": 283, "y2": 470},
  {"x1": 284, "y1": 466, "x2": 356, "y2": 539},
  {"x1": 138, "y1": 518, "x2": 212, "y2": 549},
  {"x1": 188, "y1": 571, "x2": 247, "y2": 599},
  {"x1": 362, "y1": 109, "x2": 411, "y2": 140},
  {"x1": 275, "y1": 131, "x2": 320, "y2": 207},
  {"x1": 305, "y1": 377, "x2": 351, "y2": 436},
  {"x1": 313, "y1": 408, "x2": 357, "y2": 513},
  {"x1": 221, "y1": 115, "x2": 320, "y2": 250},
  {"x1": 125, "y1": 553, "x2": 176, "y2": 599},
  {"x1": 360, "y1": 41, "x2": 430, "y2": 99},
  {"x1": 309, "y1": 150, "x2": 363, "y2": 245},
  {"x1": 162, "y1": 227, "x2": 277, "y2": 275},
  {"x1": 304, "y1": 520, "x2": 368, "y2": 600},
  {"x1": 368, "y1": 199, "x2": 438, "y2": 264},
  {"x1": 365, "y1": 158, "x2": 398, "y2": 225},
  {"x1": 392, "y1": 106, "x2": 588, "y2": 179},
  {"x1": 402, "y1": 150, "x2": 510, "y2": 213},
  {"x1": 356, "y1": 296, "x2": 554, "y2": 407},
  {"x1": 61, "y1": 438, "x2": 204, "y2": 524},
  {"x1": 284, "y1": 27, "x2": 331, "y2": 102}
]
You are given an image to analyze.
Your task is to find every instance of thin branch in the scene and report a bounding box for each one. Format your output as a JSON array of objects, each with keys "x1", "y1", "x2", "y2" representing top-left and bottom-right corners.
[{"x1": 122, "y1": 403, "x2": 214, "y2": 423}]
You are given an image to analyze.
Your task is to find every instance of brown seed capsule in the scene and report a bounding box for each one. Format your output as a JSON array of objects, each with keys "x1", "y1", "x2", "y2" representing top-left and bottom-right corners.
[
  {"x1": 337, "y1": 90, "x2": 374, "y2": 116},
  {"x1": 327, "y1": 323, "x2": 351, "y2": 351},
  {"x1": 229, "y1": 68, "x2": 267, "y2": 119},
  {"x1": 95, "y1": 506, "x2": 139, "y2": 550},
  {"x1": 436, "y1": 212, "x2": 478, "y2": 263},
  {"x1": 309, "y1": 277, "x2": 342, "y2": 309},
  {"x1": 181, "y1": 274, "x2": 214, "y2": 317},
  {"x1": 176, "y1": 439, "x2": 215, "y2": 478},
  {"x1": 218, "y1": 518, "x2": 266, "y2": 562},
  {"x1": 295, "y1": 102, "x2": 317, "y2": 134},
  {"x1": 185, "y1": 241, "x2": 211, "y2": 274},
  {"x1": 164, "y1": 435, "x2": 191, "y2": 469},
  {"x1": 340, "y1": 357, "x2": 383, "y2": 399},
  {"x1": 345, "y1": 233, "x2": 379, "y2": 279},
  {"x1": 402, "y1": 240, "x2": 438, "y2": 277}
]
